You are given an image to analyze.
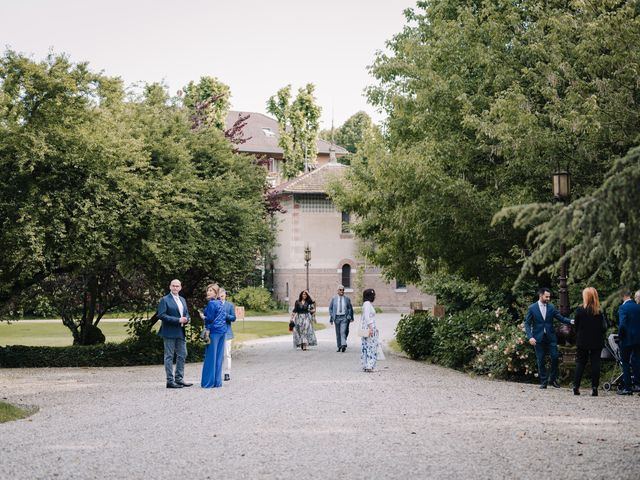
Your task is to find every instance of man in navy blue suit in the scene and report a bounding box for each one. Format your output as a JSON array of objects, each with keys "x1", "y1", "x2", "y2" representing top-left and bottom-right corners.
[
  {"x1": 157, "y1": 279, "x2": 192, "y2": 389},
  {"x1": 617, "y1": 290, "x2": 640, "y2": 395},
  {"x1": 525, "y1": 287, "x2": 574, "y2": 389}
]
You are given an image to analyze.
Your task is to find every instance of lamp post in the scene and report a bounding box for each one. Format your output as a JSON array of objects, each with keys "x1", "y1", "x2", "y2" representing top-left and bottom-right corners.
[
  {"x1": 552, "y1": 170, "x2": 571, "y2": 316},
  {"x1": 304, "y1": 245, "x2": 311, "y2": 291}
]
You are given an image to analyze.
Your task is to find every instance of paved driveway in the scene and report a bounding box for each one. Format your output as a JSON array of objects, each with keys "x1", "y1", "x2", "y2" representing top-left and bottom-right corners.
[{"x1": 1, "y1": 314, "x2": 639, "y2": 479}]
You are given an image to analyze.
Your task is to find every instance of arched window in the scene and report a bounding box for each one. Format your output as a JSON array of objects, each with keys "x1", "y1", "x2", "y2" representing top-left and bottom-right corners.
[{"x1": 341, "y1": 264, "x2": 351, "y2": 289}]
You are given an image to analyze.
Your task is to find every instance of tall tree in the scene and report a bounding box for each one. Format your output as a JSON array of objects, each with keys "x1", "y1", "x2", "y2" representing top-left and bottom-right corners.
[
  {"x1": 182, "y1": 76, "x2": 231, "y2": 131},
  {"x1": 320, "y1": 111, "x2": 378, "y2": 154},
  {"x1": 329, "y1": 0, "x2": 640, "y2": 305},
  {"x1": 266, "y1": 83, "x2": 321, "y2": 178},
  {"x1": 0, "y1": 52, "x2": 273, "y2": 343},
  {"x1": 495, "y1": 146, "x2": 640, "y2": 305}
]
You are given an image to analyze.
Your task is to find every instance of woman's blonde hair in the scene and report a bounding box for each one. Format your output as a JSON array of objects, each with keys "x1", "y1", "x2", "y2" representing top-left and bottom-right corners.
[
  {"x1": 206, "y1": 283, "x2": 219, "y2": 298},
  {"x1": 582, "y1": 287, "x2": 601, "y2": 315}
]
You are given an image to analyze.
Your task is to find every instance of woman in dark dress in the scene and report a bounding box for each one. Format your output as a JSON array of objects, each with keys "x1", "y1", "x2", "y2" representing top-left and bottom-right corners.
[
  {"x1": 573, "y1": 287, "x2": 607, "y2": 396},
  {"x1": 290, "y1": 290, "x2": 317, "y2": 351}
]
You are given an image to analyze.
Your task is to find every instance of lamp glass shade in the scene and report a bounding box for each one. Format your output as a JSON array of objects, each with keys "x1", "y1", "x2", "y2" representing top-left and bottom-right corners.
[
  {"x1": 552, "y1": 171, "x2": 571, "y2": 199},
  {"x1": 304, "y1": 246, "x2": 311, "y2": 262}
]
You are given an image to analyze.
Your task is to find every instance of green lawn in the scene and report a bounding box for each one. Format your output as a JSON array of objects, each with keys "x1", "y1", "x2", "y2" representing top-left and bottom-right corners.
[
  {"x1": 0, "y1": 320, "x2": 324, "y2": 347},
  {"x1": 0, "y1": 321, "x2": 130, "y2": 346},
  {"x1": 0, "y1": 402, "x2": 34, "y2": 423},
  {"x1": 232, "y1": 320, "x2": 325, "y2": 343}
]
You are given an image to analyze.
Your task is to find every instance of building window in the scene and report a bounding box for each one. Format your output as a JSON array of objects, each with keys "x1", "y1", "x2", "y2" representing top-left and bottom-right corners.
[
  {"x1": 341, "y1": 211, "x2": 351, "y2": 233},
  {"x1": 262, "y1": 128, "x2": 276, "y2": 137},
  {"x1": 395, "y1": 279, "x2": 407, "y2": 292},
  {"x1": 341, "y1": 264, "x2": 351, "y2": 289},
  {"x1": 297, "y1": 194, "x2": 335, "y2": 213}
]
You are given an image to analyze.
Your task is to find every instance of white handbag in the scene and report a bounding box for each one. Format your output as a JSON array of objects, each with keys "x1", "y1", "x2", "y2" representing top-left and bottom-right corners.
[
  {"x1": 357, "y1": 325, "x2": 371, "y2": 337},
  {"x1": 357, "y1": 311, "x2": 370, "y2": 337}
]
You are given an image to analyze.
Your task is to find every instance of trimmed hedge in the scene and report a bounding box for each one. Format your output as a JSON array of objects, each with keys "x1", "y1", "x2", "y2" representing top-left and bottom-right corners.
[
  {"x1": 0, "y1": 339, "x2": 205, "y2": 368},
  {"x1": 395, "y1": 311, "x2": 436, "y2": 360}
]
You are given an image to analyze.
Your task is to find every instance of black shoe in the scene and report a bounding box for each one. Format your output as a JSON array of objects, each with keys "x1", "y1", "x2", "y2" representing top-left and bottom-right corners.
[
  {"x1": 176, "y1": 380, "x2": 193, "y2": 387},
  {"x1": 166, "y1": 382, "x2": 183, "y2": 389},
  {"x1": 224, "y1": 374, "x2": 230, "y2": 381},
  {"x1": 617, "y1": 389, "x2": 633, "y2": 395},
  {"x1": 550, "y1": 381, "x2": 561, "y2": 388},
  {"x1": 539, "y1": 383, "x2": 547, "y2": 389},
  {"x1": 591, "y1": 388, "x2": 598, "y2": 397},
  {"x1": 573, "y1": 388, "x2": 580, "y2": 396},
  {"x1": 341, "y1": 345, "x2": 347, "y2": 352}
]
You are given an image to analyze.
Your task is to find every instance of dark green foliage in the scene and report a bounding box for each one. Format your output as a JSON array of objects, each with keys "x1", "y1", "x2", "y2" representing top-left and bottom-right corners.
[
  {"x1": 420, "y1": 274, "x2": 493, "y2": 314},
  {"x1": 496, "y1": 146, "x2": 640, "y2": 306},
  {"x1": 394, "y1": 311, "x2": 436, "y2": 360},
  {"x1": 431, "y1": 308, "x2": 495, "y2": 369},
  {"x1": 0, "y1": 341, "x2": 205, "y2": 368},
  {"x1": 0, "y1": 51, "x2": 273, "y2": 347},
  {"x1": 231, "y1": 287, "x2": 272, "y2": 312},
  {"x1": 330, "y1": 0, "x2": 640, "y2": 308}
]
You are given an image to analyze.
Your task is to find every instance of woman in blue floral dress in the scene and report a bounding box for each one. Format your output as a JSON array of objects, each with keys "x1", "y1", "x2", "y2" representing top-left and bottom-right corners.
[
  {"x1": 360, "y1": 288, "x2": 378, "y2": 372},
  {"x1": 290, "y1": 290, "x2": 317, "y2": 351}
]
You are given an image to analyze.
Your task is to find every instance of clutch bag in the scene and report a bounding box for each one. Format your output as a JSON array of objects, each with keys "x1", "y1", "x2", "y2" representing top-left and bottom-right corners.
[
  {"x1": 200, "y1": 327, "x2": 210, "y2": 344},
  {"x1": 357, "y1": 326, "x2": 370, "y2": 337}
]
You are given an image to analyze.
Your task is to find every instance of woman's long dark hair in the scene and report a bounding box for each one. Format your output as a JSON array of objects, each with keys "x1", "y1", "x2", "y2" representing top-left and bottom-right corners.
[{"x1": 298, "y1": 290, "x2": 314, "y2": 304}]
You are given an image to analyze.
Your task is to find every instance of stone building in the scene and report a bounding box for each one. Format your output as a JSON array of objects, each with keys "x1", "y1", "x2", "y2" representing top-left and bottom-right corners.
[{"x1": 226, "y1": 110, "x2": 435, "y2": 311}]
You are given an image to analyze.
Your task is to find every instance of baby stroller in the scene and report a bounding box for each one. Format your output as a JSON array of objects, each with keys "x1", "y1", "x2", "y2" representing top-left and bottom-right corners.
[{"x1": 601, "y1": 334, "x2": 636, "y2": 391}]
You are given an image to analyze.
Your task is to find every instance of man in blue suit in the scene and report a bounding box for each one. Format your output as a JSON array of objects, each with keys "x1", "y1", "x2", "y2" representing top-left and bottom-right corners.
[
  {"x1": 524, "y1": 287, "x2": 574, "y2": 389},
  {"x1": 329, "y1": 285, "x2": 354, "y2": 352},
  {"x1": 157, "y1": 279, "x2": 192, "y2": 389},
  {"x1": 617, "y1": 290, "x2": 640, "y2": 395}
]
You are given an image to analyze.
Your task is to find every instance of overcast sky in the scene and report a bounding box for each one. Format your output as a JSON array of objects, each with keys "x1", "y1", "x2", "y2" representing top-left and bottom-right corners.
[{"x1": 1, "y1": 0, "x2": 417, "y2": 128}]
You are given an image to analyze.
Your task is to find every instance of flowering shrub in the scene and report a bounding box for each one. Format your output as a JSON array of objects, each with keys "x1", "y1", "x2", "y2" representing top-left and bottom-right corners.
[{"x1": 470, "y1": 317, "x2": 537, "y2": 379}]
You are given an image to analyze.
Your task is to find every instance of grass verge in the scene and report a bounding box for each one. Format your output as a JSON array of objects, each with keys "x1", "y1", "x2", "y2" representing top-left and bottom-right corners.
[{"x1": 0, "y1": 402, "x2": 35, "y2": 423}]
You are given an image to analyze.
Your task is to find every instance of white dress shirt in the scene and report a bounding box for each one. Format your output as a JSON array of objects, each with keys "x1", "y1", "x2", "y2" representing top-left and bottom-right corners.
[{"x1": 172, "y1": 294, "x2": 184, "y2": 317}]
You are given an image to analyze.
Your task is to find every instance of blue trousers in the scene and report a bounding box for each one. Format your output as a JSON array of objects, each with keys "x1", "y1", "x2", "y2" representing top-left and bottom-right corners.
[
  {"x1": 334, "y1": 315, "x2": 348, "y2": 349},
  {"x1": 201, "y1": 331, "x2": 225, "y2": 388},
  {"x1": 621, "y1": 344, "x2": 640, "y2": 390},
  {"x1": 534, "y1": 335, "x2": 559, "y2": 385},
  {"x1": 163, "y1": 337, "x2": 187, "y2": 384}
]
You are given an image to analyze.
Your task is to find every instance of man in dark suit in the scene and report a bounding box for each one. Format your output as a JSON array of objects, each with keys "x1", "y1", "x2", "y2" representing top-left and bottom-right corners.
[
  {"x1": 329, "y1": 285, "x2": 354, "y2": 352},
  {"x1": 157, "y1": 279, "x2": 192, "y2": 389},
  {"x1": 617, "y1": 290, "x2": 640, "y2": 395},
  {"x1": 524, "y1": 287, "x2": 574, "y2": 389}
]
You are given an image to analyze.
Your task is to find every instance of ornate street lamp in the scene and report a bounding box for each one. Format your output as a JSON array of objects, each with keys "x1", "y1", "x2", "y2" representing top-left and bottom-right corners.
[
  {"x1": 304, "y1": 245, "x2": 311, "y2": 291},
  {"x1": 552, "y1": 170, "x2": 571, "y2": 316},
  {"x1": 552, "y1": 171, "x2": 571, "y2": 200}
]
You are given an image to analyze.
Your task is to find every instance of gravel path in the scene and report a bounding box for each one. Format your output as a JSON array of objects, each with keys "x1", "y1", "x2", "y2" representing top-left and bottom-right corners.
[{"x1": 1, "y1": 313, "x2": 639, "y2": 479}]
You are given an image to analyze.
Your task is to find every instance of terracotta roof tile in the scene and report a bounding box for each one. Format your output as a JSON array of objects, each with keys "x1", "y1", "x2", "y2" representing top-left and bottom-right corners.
[{"x1": 272, "y1": 162, "x2": 349, "y2": 194}]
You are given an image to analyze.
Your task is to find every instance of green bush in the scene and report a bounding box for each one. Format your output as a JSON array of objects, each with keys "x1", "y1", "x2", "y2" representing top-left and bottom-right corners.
[
  {"x1": 431, "y1": 308, "x2": 495, "y2": 369},
  {"x1": 0, "y1": 340, "x2": 205, "y2": 368},
  {"x1": 231, "y1": 287, "x2": 272, "y2": 312},
  {"x1": 395, "y1": 311, "x2": 436, "y2": 360}
]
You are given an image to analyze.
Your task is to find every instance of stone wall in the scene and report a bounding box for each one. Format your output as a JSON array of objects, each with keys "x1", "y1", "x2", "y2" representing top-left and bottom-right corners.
[{"x1": 273, "y1": 267, "x2": 435, "y2": 312}]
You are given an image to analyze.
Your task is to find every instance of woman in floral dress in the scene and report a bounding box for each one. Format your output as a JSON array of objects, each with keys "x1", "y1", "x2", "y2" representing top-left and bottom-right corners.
[
  {"x1": 360, "y1": 288, "x2": 378, "y2": 372},
  {"x1": 290, "y1": 290, "x2": 317, "y2": 350}
]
